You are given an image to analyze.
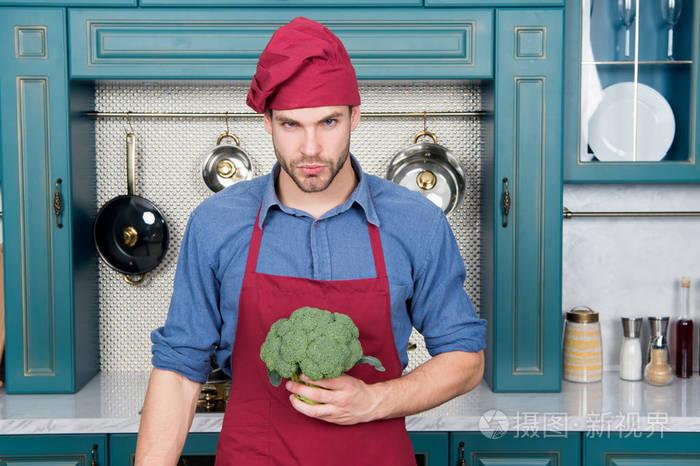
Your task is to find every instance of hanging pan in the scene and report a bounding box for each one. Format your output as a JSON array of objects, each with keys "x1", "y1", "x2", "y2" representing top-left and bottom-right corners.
[
  {"x1": 93, "y1": 131, "x2": 169, "y2": 285},
  {"x1": 201, "y1": 115, "x2": 253, "y2": 193},
  {"x1": 386, "y1": 130, "x2": 466, "y2": 216}
]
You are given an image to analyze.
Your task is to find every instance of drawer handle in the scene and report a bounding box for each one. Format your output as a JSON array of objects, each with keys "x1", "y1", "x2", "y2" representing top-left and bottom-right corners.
[
  {"x1": 53, "y1": 178, "x2": 63, "y2": 229},
  {"x1": 91, "y1": 444, "x2": 97, "y2": 466},
  {"x1": 502, "y1": 177, "x2": 511, "y2": 228},
  {"x1": 458, "y1": 441, "x2": 466, "y2": 466}
]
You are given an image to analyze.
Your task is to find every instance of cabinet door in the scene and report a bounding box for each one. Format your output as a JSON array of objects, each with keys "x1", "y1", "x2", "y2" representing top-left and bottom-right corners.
[
  {"x1": 67, "y1": 8, "x2": 492, "y2": 80},
  {"x1": 482, "y1": 9, "x2": 563, "y2": 392},
  {"x1": 410, "y1": 432, "x2": 449, "y2": 466},
  {"x1": 110, "y1": 432, "x2": 445, "y2": 464},
  {"x1": 0, "y1": 435, "x2": 107, "y2": 465},
  {"x1": 139, "y1": 0, "x2": 421, "y2": 6},
  {"x1": 426, "y1": 0, "x2": 562, "y2": 6},
  {"x1": 110, "y1": 433, "x2": 220, "y2": 466},
  {"x1": 564, "y1": 0, "x2": 700, "y2": 182},
  {"x1": 452, "y1": 432, "x2": 580, "y2": 465},
  {"x1": 584, "y1": 433, "x2": 700, "y2": 465},
  {"x1": 0, "y1": 8, "x2": 98, "y2": 393}
]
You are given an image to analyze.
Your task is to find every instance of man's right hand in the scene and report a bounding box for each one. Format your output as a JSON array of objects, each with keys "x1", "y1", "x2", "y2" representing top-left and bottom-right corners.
[{"x1": 135, "y1": 368, "x2": 202, "y2": 465}]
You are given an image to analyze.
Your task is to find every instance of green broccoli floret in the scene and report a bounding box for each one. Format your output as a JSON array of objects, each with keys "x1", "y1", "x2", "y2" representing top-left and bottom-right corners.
[{"x1": 259, "y1": 307, "x2": 385, "y2": 396}]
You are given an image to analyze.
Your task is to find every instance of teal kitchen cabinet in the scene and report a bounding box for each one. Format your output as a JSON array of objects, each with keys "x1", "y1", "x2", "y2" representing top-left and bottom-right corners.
[
  {"x1": 67, "y1": 8, "x2": 493, "y2": 80},
  {"x1": 0, "y1": 8, "x2": 99, "y2": 393},
  {"x1": 481, "y1": 9, "x2": 563, "y2": 392},
  {"x1": 0, "y1": 434, "x2": 107, "y2": 465},
  {"x1": 140, "y1": 0, "x2": 422, "y2": 6},
  {"x1": 426, "y1": 0, "x2": 562, "y2": 6},
  {"x1": 0, "y1": 0, "x2": 134, "y2": 5},
  {"x1": 583, "y1": 433, "x2": 700, "y2": 465},
  {"x1": 110, "y1": 433, "x2": 220, "y2": 466},
  {"x1": 451, "y1": 432, "x2": 581, "y2": 465},
  {"x1": 109, "y1": 432, "x2": 448, "y2": 465},
  {"x1": 564, "y1": 0, "x2": 700, "y2": 182}
]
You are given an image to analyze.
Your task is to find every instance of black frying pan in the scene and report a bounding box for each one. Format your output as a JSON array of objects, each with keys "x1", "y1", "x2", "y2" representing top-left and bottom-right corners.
[{"x1": 93, "y1": 132, "x2": 169, "y2": 284}]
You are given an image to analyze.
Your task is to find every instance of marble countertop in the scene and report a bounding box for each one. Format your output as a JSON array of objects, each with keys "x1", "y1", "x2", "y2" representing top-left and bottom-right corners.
[{"x1": 1, "y1": 371, "x2": 699, "y2": 435}]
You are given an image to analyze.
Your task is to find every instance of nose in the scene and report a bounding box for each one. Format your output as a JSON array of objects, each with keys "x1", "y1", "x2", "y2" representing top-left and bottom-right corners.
[{"x1": 300, "y1": 128, "x2": 321, "y2": 157}]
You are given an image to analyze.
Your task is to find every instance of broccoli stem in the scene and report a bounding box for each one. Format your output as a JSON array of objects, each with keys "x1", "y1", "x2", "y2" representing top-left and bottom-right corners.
[{"x1": 290, "y1": 372, "x2": 327, "y2": 405}]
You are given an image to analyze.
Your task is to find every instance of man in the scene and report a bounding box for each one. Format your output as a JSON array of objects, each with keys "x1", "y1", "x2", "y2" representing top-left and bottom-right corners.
[{"x1": 136, "y1": 16, "x2": 485, "y2": 465}]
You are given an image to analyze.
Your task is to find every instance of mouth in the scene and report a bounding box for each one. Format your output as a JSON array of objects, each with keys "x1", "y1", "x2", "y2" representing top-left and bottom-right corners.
[{"x1": 298, "y1": 164, "x2": 325, "y2": 176}]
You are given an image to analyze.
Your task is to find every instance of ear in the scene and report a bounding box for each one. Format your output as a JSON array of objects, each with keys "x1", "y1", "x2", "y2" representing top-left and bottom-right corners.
[
  {"x1": 263, "y1": 110, "x2": 273, "y2": 135},
  {"x1": 350, "y1": 106, "x2": 361, "y2": 132}
]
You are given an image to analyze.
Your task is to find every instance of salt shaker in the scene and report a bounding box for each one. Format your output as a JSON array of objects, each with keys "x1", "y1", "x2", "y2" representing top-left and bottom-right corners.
[
  {"x1": 563, "y1": 307, "x2": 603, "y2": 382},
  {"x1": 619, "y1": 317, "x2": 642, "y2": 381}
]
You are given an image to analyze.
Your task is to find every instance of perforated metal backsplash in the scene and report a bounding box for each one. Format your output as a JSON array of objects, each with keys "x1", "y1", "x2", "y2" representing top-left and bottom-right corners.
[{"x1": 95, "y1": 80, "x2": 483, "y2": 373}]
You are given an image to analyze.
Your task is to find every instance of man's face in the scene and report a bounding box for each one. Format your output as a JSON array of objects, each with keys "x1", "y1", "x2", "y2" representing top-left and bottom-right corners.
[{"x1": 264, "y1": 105, "x2": 361, "y2": 193}]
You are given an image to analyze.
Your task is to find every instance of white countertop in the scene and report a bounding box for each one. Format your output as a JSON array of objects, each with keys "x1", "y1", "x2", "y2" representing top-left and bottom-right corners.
[{"x1": 1, "y1": 371, "x2": 699, "y2": 435}]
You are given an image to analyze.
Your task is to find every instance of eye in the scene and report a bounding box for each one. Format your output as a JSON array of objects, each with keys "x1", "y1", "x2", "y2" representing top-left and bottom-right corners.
[
  {"x1": 323, "y1": 119, "x2": 337, "y2": 126},
  {"x1": 282, "y1": 121, "x2": 297, "y2": 128}
]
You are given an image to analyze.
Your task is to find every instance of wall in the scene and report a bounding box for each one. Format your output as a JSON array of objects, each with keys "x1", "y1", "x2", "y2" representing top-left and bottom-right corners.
[
  {"x1": 94, "y1": 80, "x2": 483, "y2": 373},
  {"x1": 562, "y1": 184, "x2": 700, "y2": 371}
]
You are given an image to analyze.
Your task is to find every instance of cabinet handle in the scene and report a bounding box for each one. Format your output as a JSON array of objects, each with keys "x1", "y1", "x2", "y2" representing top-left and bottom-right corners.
[
  {"x1": 90, "y1": 444, "x2": 97, "y2": 466},
  {"x1": 502, "y1": 177, "x2": 511, "y2": 228},
  {"x1": 53, "y1": 178, "x2": 63, "y2": 229},
  {"x1": 457, "y1": 441, "x2": 466, "y2": 466}
]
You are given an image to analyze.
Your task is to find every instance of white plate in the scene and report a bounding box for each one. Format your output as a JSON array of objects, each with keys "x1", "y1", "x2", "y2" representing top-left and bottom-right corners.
[{"x1": 588, "y1": 82, "x2": 675, "y2": 162}]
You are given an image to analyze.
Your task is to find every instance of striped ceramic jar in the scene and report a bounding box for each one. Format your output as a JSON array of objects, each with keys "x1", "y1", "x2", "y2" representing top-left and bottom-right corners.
[{"x1": 562, "y1": 307, "x2": 603, "y2": 383}]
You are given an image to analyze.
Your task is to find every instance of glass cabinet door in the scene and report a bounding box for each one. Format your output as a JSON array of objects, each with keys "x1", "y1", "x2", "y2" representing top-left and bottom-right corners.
[{"x1": 565, "y1": 0, "x2": 700, "y2": 182}]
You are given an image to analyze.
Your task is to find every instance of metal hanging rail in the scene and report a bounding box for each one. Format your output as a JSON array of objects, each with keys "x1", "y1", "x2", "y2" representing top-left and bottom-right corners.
[
  {"x1": 563, "y1": 207, "x2": 700, "y2": 219},
  {"x1": 85, "y1": 110, "x2": 488, "y2": 119}
]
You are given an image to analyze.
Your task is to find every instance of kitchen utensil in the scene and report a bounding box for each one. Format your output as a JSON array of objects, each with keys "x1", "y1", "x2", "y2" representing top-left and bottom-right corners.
[
  {"x1": 618, "y1": 0, "x2": 636, "y2": 59},
  {"x1": 619, "y1": 317, "x2": 643, "y2": 381},
  {"x1": 661, "y1": 0, "x2": 683, "y2": 60},
  {"x1": 644, "y1": 316, "x2": 673, "y2": 386},
  {"x1": 93, "y1": 132, "x2": 169, "y2": 284},
  {"x1": 201, "y1": 132, "x2": 253, "y2": 193},
  {"x1": 386, "y1": 131, "x2": 466, "y2": 216},
  {"x1": 588, "y1": 82, "x2": 675, "y2": 162},
  {"x1": 562, "y1": 306, "x2": 603, "y2": 383}
]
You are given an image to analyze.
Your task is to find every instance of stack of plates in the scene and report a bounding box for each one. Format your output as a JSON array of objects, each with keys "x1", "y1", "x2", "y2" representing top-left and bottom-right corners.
[{"x1": 588, "y1": 82, "x2": 676, "y2": 162}]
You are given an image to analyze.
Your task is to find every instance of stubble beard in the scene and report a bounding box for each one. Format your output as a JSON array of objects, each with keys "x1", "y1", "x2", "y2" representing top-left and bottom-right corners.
[{"x1": 274, "y1": 140, "x2": 351, "y2": 193}]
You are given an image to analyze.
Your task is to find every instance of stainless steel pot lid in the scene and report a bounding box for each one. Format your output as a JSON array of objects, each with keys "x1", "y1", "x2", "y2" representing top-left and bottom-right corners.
[
  {"x1": 386, "y1": 131, "x2": 466, "y2": 216},
  {"x1": 201, "y1": 133, "x2": 253, "y2": 193}
]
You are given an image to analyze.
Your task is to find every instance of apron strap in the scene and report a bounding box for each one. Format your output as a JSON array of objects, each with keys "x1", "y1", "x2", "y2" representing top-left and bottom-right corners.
[
  {"x1": 246, "y1": 201, "x2": 387, "y2": 279},
  {"x1": 245, "y1": 204, "x2": 265, "y2": 274}
]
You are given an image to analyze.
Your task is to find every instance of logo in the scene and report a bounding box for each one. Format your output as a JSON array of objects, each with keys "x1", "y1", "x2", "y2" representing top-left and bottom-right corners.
[{"x1": 479, "y1": 409, "x2": 508, "y2": 439}]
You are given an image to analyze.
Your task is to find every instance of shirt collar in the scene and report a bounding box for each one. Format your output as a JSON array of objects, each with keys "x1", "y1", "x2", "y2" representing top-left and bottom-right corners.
[{"x1": 258, "y1": 154, "x2": 379, "y2": 228}]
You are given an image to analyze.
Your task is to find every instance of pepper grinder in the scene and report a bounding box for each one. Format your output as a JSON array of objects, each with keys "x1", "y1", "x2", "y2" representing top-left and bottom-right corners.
[{"x1": 644, "y1": 316, "x2": 673, "y2": 386}]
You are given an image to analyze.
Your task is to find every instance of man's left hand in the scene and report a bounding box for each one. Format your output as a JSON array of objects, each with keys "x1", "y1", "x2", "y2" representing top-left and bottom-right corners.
[{"x1": 285, "y1": 374, "x2": 380, "y2": 425}]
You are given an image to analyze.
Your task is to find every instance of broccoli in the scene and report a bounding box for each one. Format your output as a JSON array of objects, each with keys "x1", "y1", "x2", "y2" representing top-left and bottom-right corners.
[{"x1": 259, "y1": 307, "x2": 385, "y2": 399}]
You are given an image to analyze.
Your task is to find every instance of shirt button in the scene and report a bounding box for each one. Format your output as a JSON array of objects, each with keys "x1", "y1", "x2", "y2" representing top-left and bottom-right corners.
[{"x1": 314, "y1": 221, "x2": 320, "y2": 227}]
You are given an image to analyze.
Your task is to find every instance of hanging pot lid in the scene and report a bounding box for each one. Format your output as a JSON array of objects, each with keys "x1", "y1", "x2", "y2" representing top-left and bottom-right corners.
[
  {"x1": 386, "y1": 131, "x2": 467, "y2": 216},
  {"x1": 201, "y1": 133, "x2": 253, "y2": 193}
]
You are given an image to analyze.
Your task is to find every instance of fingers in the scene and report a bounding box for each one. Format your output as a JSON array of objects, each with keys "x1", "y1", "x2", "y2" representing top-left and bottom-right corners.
[{"x1": 286, "y1": 379, "x2": 333, "y2": 404}]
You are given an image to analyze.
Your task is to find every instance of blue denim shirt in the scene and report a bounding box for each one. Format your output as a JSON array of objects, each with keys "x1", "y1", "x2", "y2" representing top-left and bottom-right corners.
[{"x1": 151, "y1": 156, "x2": 486, "y2": 383}]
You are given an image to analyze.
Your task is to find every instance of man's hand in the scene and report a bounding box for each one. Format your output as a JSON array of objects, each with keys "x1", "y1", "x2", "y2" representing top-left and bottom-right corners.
[
  {"x1": 286, "y1": 374, "x2": 380, "y2": 425},
  {"x1": 285, "y1": 350, "x2": 484, "y2": 426}
]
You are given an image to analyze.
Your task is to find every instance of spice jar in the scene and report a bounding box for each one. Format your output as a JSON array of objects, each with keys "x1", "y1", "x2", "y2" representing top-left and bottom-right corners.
[{"x1": 563, "y1": 307, "x2": 603, "y2": 383}]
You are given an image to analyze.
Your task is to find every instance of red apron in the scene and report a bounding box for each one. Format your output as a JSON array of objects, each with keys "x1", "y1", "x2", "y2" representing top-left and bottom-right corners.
[{"x1": 215, "y1": 204, "x2": 417, "y2": 466}]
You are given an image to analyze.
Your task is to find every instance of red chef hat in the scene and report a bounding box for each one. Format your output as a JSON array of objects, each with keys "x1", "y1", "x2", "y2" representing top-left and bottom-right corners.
[{"x1": 246, "y1": 17, "x2": 361, "y2": 113}]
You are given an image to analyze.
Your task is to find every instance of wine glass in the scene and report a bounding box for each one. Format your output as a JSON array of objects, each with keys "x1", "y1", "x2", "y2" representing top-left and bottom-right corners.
[
  {"x1": 618, "y1": 0, "x2": 636, "y2": 59},
  {"x1": 661, "y1": 0, "x2": 683, "y2": 60}
]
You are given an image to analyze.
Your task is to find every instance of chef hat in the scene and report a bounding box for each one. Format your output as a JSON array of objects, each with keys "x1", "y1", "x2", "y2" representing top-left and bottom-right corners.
[{"x1": 246, "y1": 17, "x2": 361, "y2": 113}]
